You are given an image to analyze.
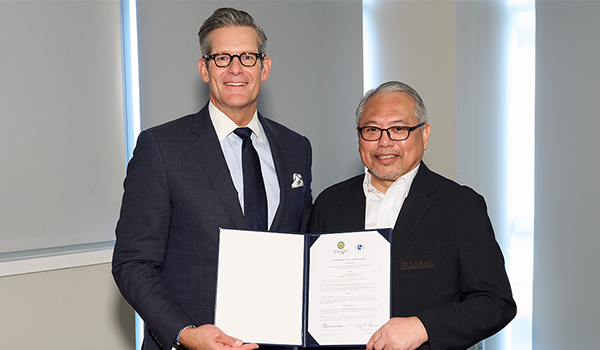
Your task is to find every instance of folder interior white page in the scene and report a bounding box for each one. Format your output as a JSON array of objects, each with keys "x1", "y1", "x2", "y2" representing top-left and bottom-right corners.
[{"x1": 215, "y1": 228, "x2": 305, "y2": 345}]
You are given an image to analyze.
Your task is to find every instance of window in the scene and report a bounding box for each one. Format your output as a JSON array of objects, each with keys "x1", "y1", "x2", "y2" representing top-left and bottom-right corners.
[{"x1": 504, "y1": 2, "x2": 535, "y2": 349}]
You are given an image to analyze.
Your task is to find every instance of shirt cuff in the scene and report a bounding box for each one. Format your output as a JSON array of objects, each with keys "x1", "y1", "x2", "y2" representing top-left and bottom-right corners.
[{"x1": 173, "y1": 324, "x2": 196, "y2": 348}]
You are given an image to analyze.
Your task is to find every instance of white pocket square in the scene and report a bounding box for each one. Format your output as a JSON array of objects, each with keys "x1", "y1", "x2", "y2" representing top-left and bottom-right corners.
[{"x1": 291, "y1": 173, "x2": 304, "y2": 189}]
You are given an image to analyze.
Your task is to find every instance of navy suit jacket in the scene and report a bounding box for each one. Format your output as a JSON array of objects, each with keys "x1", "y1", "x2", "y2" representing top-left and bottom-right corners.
[
  {"x1": 112, "y1": 104, "x2": 313, "y2": 350},
  {"x1": 308, "y1": 163, "x2": 516, "y2": 350}
]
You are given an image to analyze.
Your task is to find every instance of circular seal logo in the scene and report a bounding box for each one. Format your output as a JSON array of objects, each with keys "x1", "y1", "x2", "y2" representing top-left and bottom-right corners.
[
  {"x1": 337, "y1": 241, "x2": 345, "y2": 249},
  {"x1": 355, "y1": 241, "x2": 366, "y2": 252}
]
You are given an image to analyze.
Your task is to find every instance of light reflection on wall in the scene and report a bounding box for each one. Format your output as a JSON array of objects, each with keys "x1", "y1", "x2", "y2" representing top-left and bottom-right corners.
[
  {"x1": 362, "y1": 0, "x2": 379, "y2": 93},
  {"x1": 121, "y1": 0, "x2": 141, "y2": 161},
  {"x1": 120, "y1": 0, "x2": 143, "y2": 349},
  {"x1": 505, "y1": 1, "x2": 535, "y2": 349}
]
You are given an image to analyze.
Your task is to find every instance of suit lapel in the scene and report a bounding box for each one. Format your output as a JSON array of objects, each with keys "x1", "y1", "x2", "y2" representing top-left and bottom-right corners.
[
  {"x1": 260, "y1": 115, "x2": 287, "y2": 231},
  {"x1": 345, "y1": 176, "x2": 367, "y2": 230},
  {"x1": 190, "y1": 105, "x2": 246, "y2": 229},
  {"x1": 391, "y1": 163, "x2": 435, "y2": 262}
]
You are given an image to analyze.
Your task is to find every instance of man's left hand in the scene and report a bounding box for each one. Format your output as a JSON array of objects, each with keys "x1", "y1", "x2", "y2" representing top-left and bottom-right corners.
[{"x1": 366, "y1": 316, "x2": 428, "y2": 350}]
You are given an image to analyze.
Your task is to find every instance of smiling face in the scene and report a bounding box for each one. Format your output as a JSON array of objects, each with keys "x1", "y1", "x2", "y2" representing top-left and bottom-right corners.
[
  {"x1": 358, "y1": 91, "x2": 431, "y2": 193},
  {"x1": 199, "y1": 26, "x2": 271, "y2": 125}
]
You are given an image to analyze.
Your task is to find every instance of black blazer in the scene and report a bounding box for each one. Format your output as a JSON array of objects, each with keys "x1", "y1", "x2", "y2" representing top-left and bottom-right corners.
[
  {"x1": 308, "y1": 163, "x2": 516, "y2": 350},
  {"x1": 112, "y1": 104, "x2": 313, "y2": 350}
]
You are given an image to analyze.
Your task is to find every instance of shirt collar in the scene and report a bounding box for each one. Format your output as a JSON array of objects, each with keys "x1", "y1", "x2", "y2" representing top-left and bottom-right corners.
[
  {"x1": 363, "y1": 163, "x2": 421, "y2": 198},
  {"x1": 208, "y1": 102, "x2": 264, "y2": 142}
]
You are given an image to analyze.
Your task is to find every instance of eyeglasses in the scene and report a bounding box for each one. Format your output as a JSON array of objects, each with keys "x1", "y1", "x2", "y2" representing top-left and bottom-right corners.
[
  {"x1": 357, "y1": 123, "x2": 425, "y2": 141},
  {"x1": 203, "y1": 52, "x2": 265, "y2": 68}
]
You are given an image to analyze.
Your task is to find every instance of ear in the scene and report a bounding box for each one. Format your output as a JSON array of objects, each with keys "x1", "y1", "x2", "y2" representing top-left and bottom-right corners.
[
  {"x1": 199, "y1": 58, "x2": 210, "y2": 83},
  {"x1": 422, "y1": 123, "x2": 431, "y2": 150},
  {"x1": 261, "y1": 56, "x2": 272, "y2": 82}
]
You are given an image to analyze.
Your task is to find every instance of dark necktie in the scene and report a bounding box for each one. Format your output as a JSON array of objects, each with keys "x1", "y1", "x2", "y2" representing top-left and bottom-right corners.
[{"x1": 233, "y1": 127, "x2": 268, "y2": 231}]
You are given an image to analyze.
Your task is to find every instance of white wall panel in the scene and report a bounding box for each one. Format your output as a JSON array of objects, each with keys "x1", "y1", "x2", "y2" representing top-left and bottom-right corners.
[
  {"x1": 533, "y1": 2, "x2": 600, "y2": 349},
  {"x1": 0, "y1": 1, "x2": 125, "y2": 256}
]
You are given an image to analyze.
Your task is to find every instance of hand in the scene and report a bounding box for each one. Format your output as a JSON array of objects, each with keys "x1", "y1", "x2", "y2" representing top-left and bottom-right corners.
[
  {"x1": 366, "y1": 317, "x2": 428, "y2": 350},
  {"x1": 179, "y1": 324, "x2": 259, "y2": 350}
]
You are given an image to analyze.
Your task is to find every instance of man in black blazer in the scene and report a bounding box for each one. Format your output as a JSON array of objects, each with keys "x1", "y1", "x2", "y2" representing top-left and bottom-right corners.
[
  {"x1": 112, "y1": 8, "x2": 312, "y2": 350},
  {"x1": 308, "y1": 81, "x2": 515, "y2": 350}
]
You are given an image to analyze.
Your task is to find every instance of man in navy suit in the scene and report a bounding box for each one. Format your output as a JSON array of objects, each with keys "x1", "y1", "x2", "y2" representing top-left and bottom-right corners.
[
  {"x1": 112, "y1": 8, "x2": 312, "y2": 350},
  {"x1": 308, "y1": 81, "x2": 515, "y2": 350}
]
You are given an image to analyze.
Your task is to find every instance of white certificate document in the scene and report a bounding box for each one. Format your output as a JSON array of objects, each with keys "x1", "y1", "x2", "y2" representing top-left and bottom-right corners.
[
  {"x1": 215, "y1": 228, "x2": 391, "y2": 347},
  {"x1": 307, "y1": 230, "x2": 390, "y2": 346}
]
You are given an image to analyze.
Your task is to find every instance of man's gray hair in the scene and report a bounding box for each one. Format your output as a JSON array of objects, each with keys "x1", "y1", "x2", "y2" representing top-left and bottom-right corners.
[
  {"x1": 355, "y1": 81, "x2": 428, "y2": 127},
  {"x1": 198, "y1": 7, "x2": 267, "y2": 56}
]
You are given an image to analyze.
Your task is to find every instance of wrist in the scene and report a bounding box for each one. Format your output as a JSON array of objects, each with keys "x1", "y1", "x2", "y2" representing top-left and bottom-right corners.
[{"x1": 172, "y1": 324, "x2": 196, "y2": 349}]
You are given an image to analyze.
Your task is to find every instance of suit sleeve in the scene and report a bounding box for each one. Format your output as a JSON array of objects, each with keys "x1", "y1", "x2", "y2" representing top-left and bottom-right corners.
[
  {"x1": 416, "y1": 196, "x2": 517, "y2": 350},
  {"x1": 112, "y1": 130, "x2": 193, "y2": 350}
]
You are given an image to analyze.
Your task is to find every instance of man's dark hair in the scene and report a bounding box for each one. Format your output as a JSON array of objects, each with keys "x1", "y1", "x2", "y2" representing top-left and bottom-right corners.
[{"x1": 198, "y1": 7, "x2": 267, "y2": 56}]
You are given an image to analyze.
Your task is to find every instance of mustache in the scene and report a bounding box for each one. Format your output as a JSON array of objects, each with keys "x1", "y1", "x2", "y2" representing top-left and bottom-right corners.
[{"x1": 371, "y1": 151, "x2": 403, "y2": 158}]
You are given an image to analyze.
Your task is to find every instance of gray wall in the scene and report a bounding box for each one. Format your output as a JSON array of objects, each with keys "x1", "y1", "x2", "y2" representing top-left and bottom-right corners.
[
  {"x1": 456, "y1": 2, "x2": 513, "y2": 349},
  {"x1": 364, "y1": 0, "x2": 457, "y2": 181},
  {"x1": 0, "y1": 0, "x2": 125, "y2": 255},
  {"x1": 0, "y1": 1, "x2": 132, "y2": 348},
  {"x1": 0, "y1": 263, "x2": 135, "y2": 349},
  {"x1": 533, "y1": 1, "x2": 600, "y2": 349}
]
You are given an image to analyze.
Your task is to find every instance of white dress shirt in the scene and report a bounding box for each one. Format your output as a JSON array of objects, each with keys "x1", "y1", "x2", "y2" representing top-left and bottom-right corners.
[
  {"x1": 208, "y1": 102, "x2": 280, "y2": 228},
  {"x1": 363, "y1": 164, "x2": 420, "y2": 230}
]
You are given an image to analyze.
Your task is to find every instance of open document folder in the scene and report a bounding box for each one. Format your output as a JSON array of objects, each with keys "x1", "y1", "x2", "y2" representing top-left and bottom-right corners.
[{"x1": 215, "y1": 228, "x2": 392, "y2": 347}]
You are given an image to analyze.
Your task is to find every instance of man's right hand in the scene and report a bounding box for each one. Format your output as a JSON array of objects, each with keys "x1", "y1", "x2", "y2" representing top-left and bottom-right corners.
[{"x1": 179, "y1": 324, "x2": 259, "y2": 350}]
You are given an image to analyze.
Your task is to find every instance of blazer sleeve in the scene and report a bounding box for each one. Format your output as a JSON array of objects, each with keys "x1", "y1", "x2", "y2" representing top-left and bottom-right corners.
[
  {"x1": 416, "y1": 195, "x2": 517, "y2": 350},
  {"x1": 112, "y1": 130, "x2": 193, "y2": 349}
]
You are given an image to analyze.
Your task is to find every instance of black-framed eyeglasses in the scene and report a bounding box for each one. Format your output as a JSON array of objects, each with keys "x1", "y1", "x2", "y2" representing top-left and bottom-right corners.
[
  {"x1": 203, "y1": 52, "x2": 265, "y2": 68},
  {"x1": 357, "y1": 123, "x2": 425, "y2": 141}
]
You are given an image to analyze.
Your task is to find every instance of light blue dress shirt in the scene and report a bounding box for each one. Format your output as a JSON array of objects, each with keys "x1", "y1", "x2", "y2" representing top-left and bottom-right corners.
[{"x1": 208, "y1": 102, "x2": 280, "y2": 229}]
